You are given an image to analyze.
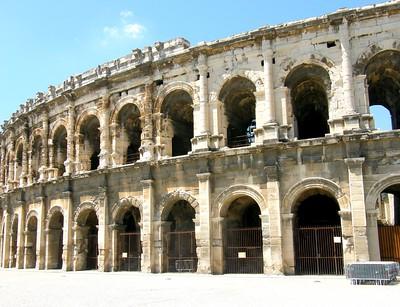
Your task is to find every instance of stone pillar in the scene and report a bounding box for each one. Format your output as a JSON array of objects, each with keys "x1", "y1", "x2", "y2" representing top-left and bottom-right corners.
[
  {"x1": 23, "y1": 229, "x2": 36, "y2": 269},
  {"x1": 196, "y1": 173, "x2": 212, "y2": 273},
  {"x1": 141, "y1": 179, "x2": 154, "y2": 272},
  {"x1": 264, "y1": 165, "x2": 283, "y2": 274},
  {"x1": 74, "y1": 133, "x2": 83, "y2": 173},
  {"x1": 339, "y1": 210, "x2": 354, "y2": 266},
  {"x1": 62, "y1": 191, "x2": 74, "y2": 271},
  {"x1": 281, "y1": 213, "x2": 295, "y2": 274},
  {"x1": 260, "y1": 214, "x2": 273, "y2": 273},
  {"x1": 192, "y1": 54, "x2": 211, "y2": 152},
  {"x1": 110, "y1": 123, "x2": 120, "y2": 166},
  {"x1": 36, "y1": 197, "x2": 46, "y2": 269},
  {"x1": 354, "y1": 74, "x2": 374, "y2": 130},
  {"x1": 110, "y1": 224, "x2": 123, "y2": 271},
  {"x1": 27, "y1": 151, "x2": 33, "y2": 186},
  {"x1": 209, "y1": 100, "x2": 225, "y2": 149},
  {"x1": 98, "y1": 97, "x2": 111, "y2": 169},
  {"x1": 1, "y1": 211, "x2": 11, "y2": 268},
  {"x1": 16, "y1": 204, "x2": 25, "y2": 269},
  {"x1": 275, "y1": 87, "x2": 291, "y2": 140},
  {"x1": 39, "y1": 111, "x2": 49, "y2": 182},
  {"x1": 345, "y1": 157, "x2": 369, "y2": 261},
  {"x1": 256, "y1": 40, "x2": 279, "y2": 143},
  {"x1": 97, "y1": 187, "x2": 110, "y2": 271},
  {"x1": 211, "y1": 217, "x2": 224, "y2": 274},
  {"x1": 0, "y1": 143, "x2": 4, "y2": 188},
  {"x1": 64, "y1": 103, "x2": 75, "y2": 175},
  {"x1": 339, "y1": 18, "x2": 361, "y2": 131},
  {"x1": 160, "y1": 221, "x2": 171, "y2": 273},
  {"x1": 140, "y1": 84, "x2": 156, "y2": 161},
  {"x1": 366, "y1": 209, "x2": 380, "y2": 261}
]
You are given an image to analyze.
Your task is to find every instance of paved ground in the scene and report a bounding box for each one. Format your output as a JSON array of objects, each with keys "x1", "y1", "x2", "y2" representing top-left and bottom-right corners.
[{"x1": 0, "y1": 270, "x2": 399, "y2": 307}]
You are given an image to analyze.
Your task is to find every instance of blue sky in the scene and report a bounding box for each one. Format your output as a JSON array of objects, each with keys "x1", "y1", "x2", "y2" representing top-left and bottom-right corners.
[{"x1": 0, "y1": 0, "x2": 391, "y2": 130}]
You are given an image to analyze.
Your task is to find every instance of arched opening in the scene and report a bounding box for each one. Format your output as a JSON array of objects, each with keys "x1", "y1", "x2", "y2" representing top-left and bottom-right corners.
[
  {"x1": 162, "y1": 200, "x2": 197, "y2": 272},
  {"x1": 293, "y1": 191, "x2": 343, "y2": 275},
  {"x1": 79, "y1": 115, "x2": 100, "y2": 171},
  {"x1": 285, "y1": 64, "x2": 330, "y2": 139},
  {"x1": 25, "y1": 216, "x2": 38, "y2": 268},
  {"x1": 366, "y1": 50, "x2": 400, "y2": 130},
  {"x1": 370, "y1": 105, "x2": 392, "y2": 131},
  {"x1": 53, "y1": 126, "x2": 68, "y2": 177},
  {"x1": 223, "y1": 196, "x2": 263, "y2": 274},
  {"x1": 15, "y1": 144, "x2": 23, "y2": 182},
  {"x1": 116, "y1": 207, "x2": 141, "y2": 271},
  {"x1": 31, "y1": 135, "x2": 43, "y2": 182},
  {"x1": 10, "y1": 217, "x2": 18, "y2": 268},
  {"x1": 376, "y1": 184, "x2": 400, "y2": 263},
  {"x1": 47, "y1": 211, "x2": 64, "y2": 269},
  {"x1": 161, "y1": 90, "x2": 193, "y2": 157},
  {"x1": 117, "y1": 104, "x2": 142, "y2": 164},
  {"x1": 219, "y1": 77, "x2": 256, "y2": 148},
  {"x1": 76, "y1": 209, "x2": 98, "y2": 270}
]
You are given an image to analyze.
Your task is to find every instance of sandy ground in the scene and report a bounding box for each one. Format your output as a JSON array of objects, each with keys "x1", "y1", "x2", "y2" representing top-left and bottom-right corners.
[{"x1": 0, "y1": 269, "x2": 399, "y2": 307}]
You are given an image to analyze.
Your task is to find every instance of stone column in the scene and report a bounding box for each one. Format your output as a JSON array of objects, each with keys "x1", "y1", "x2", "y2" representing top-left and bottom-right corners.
[
  {"x1": 36, "y1": 197, "x2": 46, "y2": 269},
  {"x1": 110, "y1": 224, "x2": 123, "y2": 271},
  {"x1": 39, "y1": 111, "x2": 49, "y2": 182},
  {"x1": 257, "y1": 40, "x2": 279, "y2": 143},
  {"x1": 354, "y1": 74, "x2": 374, "y2": 130},
  {"x1": 260, "y1": 214, "x2": 273, "y2": 273},
  {"x1": 1, "y1": 211, "x2": 11, "y2": 268},
  {"x1": 141, "y1": 179, "x2": 154, "y2": 272},
  {"x1": 211, "y1": 217, "x2": 224, "y2": 274},
  {"x1": 196, "y1": 173, "x2": 212, "y2": 273},
  {"x1": 74, "y1": 133, "x2": 83, "y2": 173},
  {"x1": 340, "y1": 18, "x2": 361, "y2": 131},
  {"x1": 192, "y1": 54, "x2": 211, "y2": 152},
  {"x1": 110, "y1": 123, "x2": 120, "y2": 166},
  {"x1": 264, "y1": 165, "x2": 283, "y2": 274},
  {"x1": 160, "y1": 221, "x2": 171, "y2": 273},
  {"x1": 366, "y1": 209, "x2": 380, "y2": 261},
  {"x1": 97, "y1": 187, "x2": 110, "y2": 271},
  {"x1": 98, "y1": 97, "x2": 111, "y2": 169},
  {"x1": 65, "y1": 103, "x2": 75, "y2": 175},
  {"x1": 281, "y1": 213, "x2": 295, "y2": 274},
  {"x1": 27, "y1": 151, "x2": 33, "y2": 186},
  {"x1": 275, "y1": 87, "x2": 291, "y2": 140},
  {"x1": 23, "y1": 229, "x2": 36, "y2": 269},
  {"x1": 16, "y1": 204, "x2": 25, "y2": 269},
  {"x1": 140, "y1": 84, "x2": 155, "y2": 161},
  {"x1": 345, "y1": 157, "x2": 369, "y2": 261},
  {"x1": 62, "y1": 191, "x2": 74, "y2": 271},
  {"x1": 339, "y1": 210, "x2": 354, "y2": 266},
  {"x1": 0, "y1": 143, "x2": 4, "y2": 188}
]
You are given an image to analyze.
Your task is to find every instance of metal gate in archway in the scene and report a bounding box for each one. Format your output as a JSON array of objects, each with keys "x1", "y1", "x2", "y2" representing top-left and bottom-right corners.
[
  {"x1": 166, "y1": 230, "x2": 197, "y2": 272},
  {"x1": 294, "y1": 226, "x2": 344, "y2": 275},
  {"x1": 224, "y1": 227, "x2": 263, "y2": 274},
  {"x1": 378, "y1": 225, "x2": 400, "y2": 263},
  {"x1": 87, "y1": 233, "x2": 98, "y2": 270},
  {"x1": 119, "y1": 232, "x2": 141, "y2": 271}
]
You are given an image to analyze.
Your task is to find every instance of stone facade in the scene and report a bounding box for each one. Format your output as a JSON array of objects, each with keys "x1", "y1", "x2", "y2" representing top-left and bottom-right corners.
[{"x1": 1, "y1": 1, "x2": 400, "y2": 274}]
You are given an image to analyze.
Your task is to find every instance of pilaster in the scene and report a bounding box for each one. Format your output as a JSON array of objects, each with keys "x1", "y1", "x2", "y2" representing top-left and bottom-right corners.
[
  {"x1": 344, "y1": 157, "x2": 369, "y2": 261},
  {"x1": 98, "y1": 97, "x2": 111, "y2": 169},
  {"x1": 64, "y1": 102, "x2": 76, "y2": 175},
  {"x1": 196, "y1": 172, "x2": 212, "y2": 273},
  {"x1": 141, "y1": 179, "x2": 154, "y2": 272}
]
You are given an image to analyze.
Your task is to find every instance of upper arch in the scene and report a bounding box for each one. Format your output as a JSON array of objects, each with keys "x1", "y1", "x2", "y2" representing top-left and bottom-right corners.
[
  {"x1": 154, "y1": 81, "x2": 196, "y2": 114},
  {"x1": 365, "y1": 174, "x2": 400, "y2": 211},
  {"x1": 159, "y1": 190, "x2": 199, "y2": 221}
]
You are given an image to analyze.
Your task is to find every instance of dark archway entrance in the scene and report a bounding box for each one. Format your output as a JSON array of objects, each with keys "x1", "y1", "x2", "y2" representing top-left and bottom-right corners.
[
  {"x1": 47, "y1": 211, "x2": 64, "y2": 269},
  {"x1": 25, "y1": 216, "x2": 38, "y2": 268},
  {"x1": 219, "y1": 77, "x2": 256, "y2": 148},
  {"x1": 285, "y1": 64, "x2": 330, "y2": 140},
  {"x1": 118, "y1": 207, "x2": 142, "y2": 271},
  {"x1": 294, "y1": 193, "x2": 343, "y2": 275},
  {"x1": 161, "y1": 90, "x2": 194, "y2": 157},
  {"x1": 163, "y1": 200, "x2": 197, "y2": 272},
  {"x1": 376, "y1": 184, "x2": 400, "y2": 263},
  {"x1": 81, "y1": 210, "x2": 99, "y2": 270},
  {"x1": 224, "y1": 196, "x2": 263, "y2": 274},
  {"x1": 366, "y1": 50, "x2": 400, "y2": 130}
]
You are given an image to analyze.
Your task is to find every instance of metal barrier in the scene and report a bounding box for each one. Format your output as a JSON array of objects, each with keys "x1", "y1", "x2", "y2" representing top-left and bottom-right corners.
[
  {"x1": 87, "y1": 233, "x2": 98, "y2": 270},
  {"x1": 224, "y1": 227, "x2": 263, "y2": 274},
  {"x1": 166, "y1": 230, "x2": 197, "y2": 273},
  {"x1": 346, "y1": 262, "x2": 399, "y2": 285},
  {"x1": 295, "y1": 226, "x2": 344, "y2": 275}
]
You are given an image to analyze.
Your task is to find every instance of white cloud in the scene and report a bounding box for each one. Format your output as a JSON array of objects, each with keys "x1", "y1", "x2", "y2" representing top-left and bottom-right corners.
[
  {"x1": 101, "y1": 10, "x2": 145, "y2": 46},
  {"x1": 120, "y1": 10, "x2": 133, "y2": 19}
]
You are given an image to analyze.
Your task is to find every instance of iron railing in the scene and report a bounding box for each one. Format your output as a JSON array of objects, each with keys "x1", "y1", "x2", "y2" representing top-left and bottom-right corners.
[
  {"x1": 119, "y1": 232, "x2": 141, "y2": 271},
  {"x1": 166, "y1": 230, "x2": 197, "y2": 272},
  {"x1": 224, "y1": 227, "x2": 263, "y2": 274},
  {"x1": 295, "y1": 226, "x2": 344, "y2": 275}
]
